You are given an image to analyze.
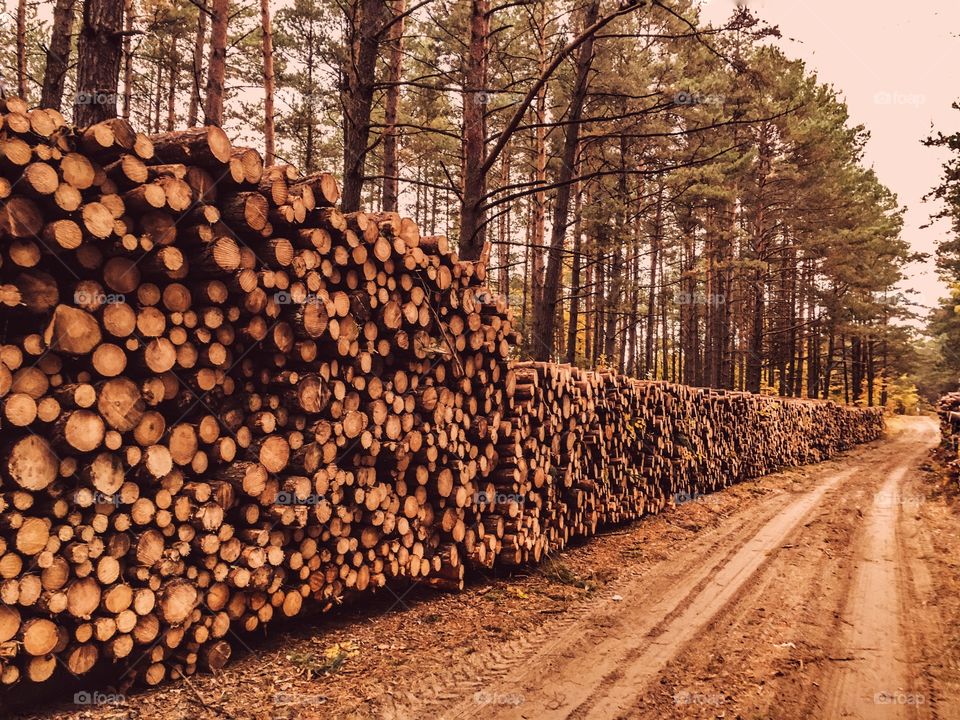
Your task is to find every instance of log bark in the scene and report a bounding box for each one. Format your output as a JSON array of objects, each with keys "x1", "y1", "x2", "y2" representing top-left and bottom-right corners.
[
  {"x1": 457, "y1": 0, "x2": 490, "y2": 260},
  {"x1": 40, "y1": 0, "x2": 77, "y2": 112},
  {"x1": 381, "y1": 0, "x2": 406, "y2": 212},
  {"x1": 530, "y1": 0, "x2": 600, "y2": 361},
  {"x1": 188, "y1": 3, "x2": 208, "y2": 127},
  {"x1": 202, "y1": 0, "x2": 229, "y2": 127},
  {"x1": 260, "y1": 0, "x2": 276, "y2": 165},
  {"x1": 73, "y1": 0, "x2": 124, "y2": 125},
  {"x1": 341, "y1": 0, "x2": 389, "y2": 212}
]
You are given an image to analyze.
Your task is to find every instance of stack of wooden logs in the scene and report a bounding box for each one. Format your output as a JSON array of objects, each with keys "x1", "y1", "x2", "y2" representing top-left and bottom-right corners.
[
  {"x1": 938, "y1": 393, "x2": 960, "y2": 470},
  {"x1": 0, "y1": 98, "x2": 883, "y2": 693},
  {"x1": 491, "y1": 364, "x2": 884, "y2": 565}
]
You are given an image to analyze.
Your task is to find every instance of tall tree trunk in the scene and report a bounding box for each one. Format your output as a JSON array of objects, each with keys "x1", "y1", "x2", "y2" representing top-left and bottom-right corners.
[
  {"x1": 745, "y1": 194, "x2": 766, "y2": 393},
  {"x1": 121, "y1": 0, "x2": 133, "y2": 118},
  {"x1": 823, "y1": 328, "x2": 835, "y2": 400},
  {"x1": 608, "y1": 143, "x2": 628, "y2": 371},
  {"x1": 16, "y1": 0, "x2": 27, "y2": 99},
  {"x1": 625, "y1": 187, "x2": 639, "y2": 376},
  {"x1": 529, "y1": 0, "x2": 549, "y2": 311},
  {"x1": 604, "y1": 248, "x2": 620, "y2": 363},
  {"x1": 166, "y1": 40, "x2": 178, "y2": 131},
  {"x1": 458, "y1": 0, "x2": 490, "y2": 258},
  {"x1": 679, "y1": 213, "x2": 699, "y2": 385},
  {"x1": 792, "y1": 251, "x2": 806, "y2": 397},
  {"x1": 719, "y1": 200, "x2": 736, "y2": 389},
  {"x1": 303, "y1": 19, "x2": 316, "y2": 170},
  {"x1": 203, "y1": 0, "x2": 229, "y2": 127},
  {"x1": 341, "y1": 0, "x2": 388, "y2": 212},
  {"x1": 784, "y1": 238, "x2": 798, "y2": 396},
  {"x1": 497, "y1": 151, "x2": 511, "y2": 299},
  {"x1": 41, "y1": 0, "x2": 77, "y2": 111},
  {"x1": 431, "y1": 172, "x2": 439, "y2": 234},
  {"x1": 746, "y1": 272, "x2": 764, "y2": 393},
  {"x1": 566, "y1": 177, "x2": 585, "y2": 365},
  {"x1": 521, "y1": 193, "x2": 531, "y2": 334},
  {"x1": 807, "y1": 261, "x2": 820, "y2": 398},
  {"x1": 850, "y1": 333, "x2": 863, "y2": 403},
  {"x1": 659, "y1": 244, "x2": 669, "y2": 379},
  {"x1": 381, "y1": 0, "x2": 405, "y2": 211},
  {"x1": 593, "y1": 247, "x2": 605, "y2": 365},
  {"x1": 705, "y1": 200, "x2": 735, "y2": 389},
  {"x1": 187, "y1": 2, "x2": 207, "y2": 127},
  {"x1": 74, "y1": 0, "x2": 124, "y2": 125},
  {"x1": 529, "y1": 0, "x2": 600, "y2": 360},
  {"x1": 880, "y1": 336, "x2": 888, "y2": 407},
  {"x1": 703, "y1": 209, "x2": 717, "y2": 386},
  {"x1": 841, "y1": 334, "x2": 850, "y2": 405},
  {"x1": 645, "y1": 181, "x2": 663, "y2": 375},
  {"x1": 260, "y1": 0, "x2": 276, "y2": 164},
  {"x1": 152, "y1": 60, "x2": 163, "y2": 134},
  {"x1": 583, "y1": 238, "x2": 594, "y2": 364}
]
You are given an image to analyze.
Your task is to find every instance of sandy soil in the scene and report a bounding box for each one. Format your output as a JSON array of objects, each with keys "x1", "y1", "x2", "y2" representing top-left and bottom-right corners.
[{"x1": 8, "y1": 415, "x2": 960, "y2": 720}]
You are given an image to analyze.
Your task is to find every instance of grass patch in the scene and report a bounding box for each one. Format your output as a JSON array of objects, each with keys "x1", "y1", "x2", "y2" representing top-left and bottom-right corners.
[
  {"x1": 539, "y1": 557, "x2": 614, "y2": 592},
  {"x1": 287, "y1": 641, "x2": 360, "y2": 679}
]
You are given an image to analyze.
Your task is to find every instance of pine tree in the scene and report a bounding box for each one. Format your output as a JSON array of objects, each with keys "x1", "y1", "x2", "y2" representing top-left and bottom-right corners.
[{"x1": 74, "y1": 0, "x2": 125, "y2": 124}]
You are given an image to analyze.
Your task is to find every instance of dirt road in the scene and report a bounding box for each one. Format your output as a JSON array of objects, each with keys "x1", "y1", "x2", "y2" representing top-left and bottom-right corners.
[{"x1": 12, "y1": 415, "x2": 960, "y2": 720}]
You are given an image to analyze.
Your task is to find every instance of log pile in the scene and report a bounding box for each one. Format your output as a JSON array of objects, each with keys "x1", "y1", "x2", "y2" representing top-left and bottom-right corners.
[
  {"x1": 938, "y1": 393, "x2": 960, "y2": 473},
  {"x1": 0, "y1": 99, "x2": 883, "y2": 692},
  {"x1": 490, "y1": 364, "x2": 884, "y2": 564}
]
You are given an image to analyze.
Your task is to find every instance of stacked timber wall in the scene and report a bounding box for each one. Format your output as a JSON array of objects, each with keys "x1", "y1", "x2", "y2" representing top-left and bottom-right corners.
[
  {"x1": 0, "y1": 101, "x2": 883, "y2": 689},
  {"x1": 938, "y1": 393, "x2": 960, "y2": 472}
]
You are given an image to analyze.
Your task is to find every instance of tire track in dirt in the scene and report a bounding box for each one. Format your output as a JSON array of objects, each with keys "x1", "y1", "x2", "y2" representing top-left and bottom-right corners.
[
  {"x1": 630, "y1": 416, "x2": 941, "y2": 720},
  {"x1": 380, "y1": 477, "x2": 806, "y2": 720},
  {"x1": 567, "y1": 466, "x2": 855, "y2": 720},
  {"x1": 819, "y1": 419, "x2": 938, "y2": 720},
  {"x1": 808, "y1": 418, "x2": 945, "y2": 720}
]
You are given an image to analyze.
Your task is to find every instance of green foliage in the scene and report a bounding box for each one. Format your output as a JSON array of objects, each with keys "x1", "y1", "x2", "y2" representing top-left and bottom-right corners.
[{"x1": 885, "y1": 374, "x2": 921, "y2": 415}]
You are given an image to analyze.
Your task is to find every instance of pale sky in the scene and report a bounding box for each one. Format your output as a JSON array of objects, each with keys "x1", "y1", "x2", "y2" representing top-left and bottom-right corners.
[{"x1": 701, "y1": 0, "x2": 959, "y2": 318}]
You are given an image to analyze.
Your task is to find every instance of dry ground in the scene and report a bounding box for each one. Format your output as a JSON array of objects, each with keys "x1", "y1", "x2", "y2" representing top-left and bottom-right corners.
[{"x1": 8, "y1": 415, "x2": 960, "y2": 720}]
